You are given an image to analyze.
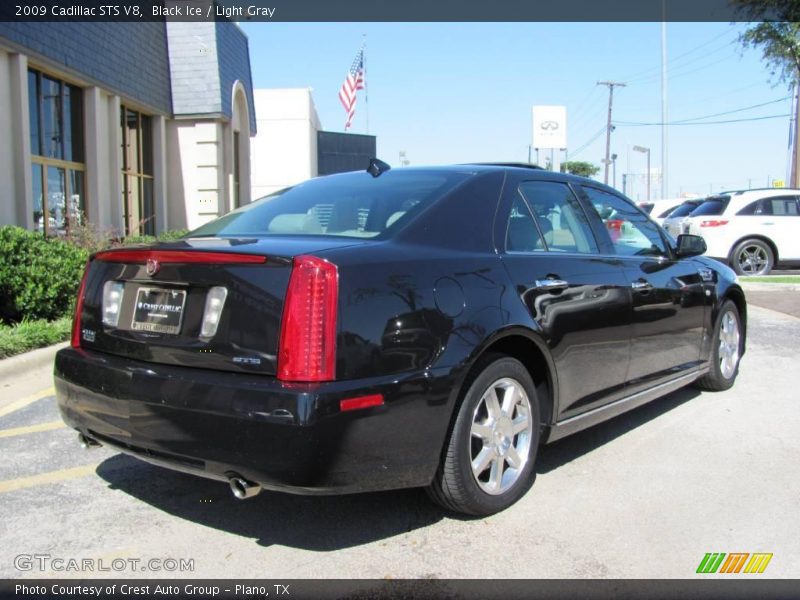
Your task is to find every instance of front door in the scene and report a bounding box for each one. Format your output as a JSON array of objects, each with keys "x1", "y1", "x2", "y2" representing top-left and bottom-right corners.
[
  {"x1": 500, "y1": 180, "x2": 633, "y2": 421},
  {"x1": 578, "y1": 185, "x2": 707, "y2": 387}
]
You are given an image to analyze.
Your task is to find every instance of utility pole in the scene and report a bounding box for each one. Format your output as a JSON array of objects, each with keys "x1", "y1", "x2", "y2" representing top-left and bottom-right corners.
[
  {"x1": 792, "y1": 79, "x2": 800, "y2": 187},
  {"x1": 661, "y1": 14, "x2": 668, "y2": 199},
  {"x1": 597, "y1": 81, "x2": 626, "y2": 185}
]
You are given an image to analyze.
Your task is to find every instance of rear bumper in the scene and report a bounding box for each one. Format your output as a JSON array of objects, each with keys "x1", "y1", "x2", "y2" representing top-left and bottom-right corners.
[{"x1": 54, "y1": 348, "x2": 456, "y2": 495}]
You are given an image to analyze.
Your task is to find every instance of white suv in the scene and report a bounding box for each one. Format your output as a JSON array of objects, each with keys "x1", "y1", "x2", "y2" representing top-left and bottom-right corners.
[{"x1": 684, "y1": 189, "x2": 800, "y2": 275}]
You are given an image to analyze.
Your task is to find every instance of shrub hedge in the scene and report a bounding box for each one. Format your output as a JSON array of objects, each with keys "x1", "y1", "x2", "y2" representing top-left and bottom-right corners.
[
  {"x1": 0, "y1": 225, "x2": 188, "y2": 325},
  {"x1": 0, "y1": 227, "x2": 89, "y2": 323}
]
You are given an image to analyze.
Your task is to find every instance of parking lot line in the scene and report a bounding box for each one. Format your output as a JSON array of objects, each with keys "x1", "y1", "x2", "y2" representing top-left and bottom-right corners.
[
  {"x1": 0, "y1": 387, "x2": 56, "y2": 419},
  {"x1": 0, "y1": 420, "x2": 65, "y2": 439},
  {"x1": 0, "y1": 464, "x2": 97, "y2": 494}
]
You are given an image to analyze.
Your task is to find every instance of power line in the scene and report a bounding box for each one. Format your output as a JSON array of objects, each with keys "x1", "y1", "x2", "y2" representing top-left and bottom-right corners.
[
  {"x1": 569, "y1": 85, "x2": 603, "y2": 124},
  {"x1": 615, "y1": 113, "x2": 791, "y2": 126},
  {"x1": 614, "y1": 97, "x2": 790, "y2": 125},
  {"x1": 627, "y1": 38, "x2": 736, "y2": 85},
  {"x1": 570, "y1": 125, "x2": 607, "y2": 159},
  {"x1": 630, "y1": 53, "x2": 736, "y2": 87},
  {"x1": 622, "y1": 28, "x2": 736, "y2": 83},
  {"x1": 672, "y1": 96, "x2": 791, "y2": 123}
]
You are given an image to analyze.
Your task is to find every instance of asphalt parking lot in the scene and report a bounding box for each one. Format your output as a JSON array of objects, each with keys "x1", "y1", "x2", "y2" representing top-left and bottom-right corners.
[{"x1": 0, "y1": 303, "x2": 798, "y2": 579}]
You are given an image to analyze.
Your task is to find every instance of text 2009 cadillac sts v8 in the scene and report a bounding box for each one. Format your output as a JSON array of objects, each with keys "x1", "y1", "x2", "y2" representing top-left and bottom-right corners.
[{"x1": 55, "y1": 163, "x2": 746, "y2": 516}]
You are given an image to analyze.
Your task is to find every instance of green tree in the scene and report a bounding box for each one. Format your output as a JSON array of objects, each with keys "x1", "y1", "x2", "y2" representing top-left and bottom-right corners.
[
  {"x1": 734, "y1": 1, "x2": 800, "y2": 184},
  {"x1": 560, "y1": 161, "x2": 600, "y2": 178},
  {"x1": 735, "y1": 16, "x2": 800, "y2": 86}
]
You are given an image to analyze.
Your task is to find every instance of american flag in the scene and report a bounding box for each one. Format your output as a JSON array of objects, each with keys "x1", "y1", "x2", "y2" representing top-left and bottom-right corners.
[{"x1": 338, "y1": 48, "x2": 365, "y2": 131}]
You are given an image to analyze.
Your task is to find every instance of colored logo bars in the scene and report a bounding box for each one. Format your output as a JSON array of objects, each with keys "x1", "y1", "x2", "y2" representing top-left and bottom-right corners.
[{"x1": 696, "y1": 552, "x2": 773, "y2": 574}]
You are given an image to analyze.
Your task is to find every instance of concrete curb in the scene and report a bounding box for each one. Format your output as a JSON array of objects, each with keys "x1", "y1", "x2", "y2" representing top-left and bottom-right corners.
[
  {"x1": 0, "y1": 341, "x2": 67, "y2": 382},
  {"x1": 740, "y1": 282, "x2": 800, "y2": 292}
]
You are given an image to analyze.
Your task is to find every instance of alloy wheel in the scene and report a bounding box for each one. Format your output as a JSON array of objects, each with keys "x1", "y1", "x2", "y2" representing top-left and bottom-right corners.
[
  {"x1": 736, "y1": 245, "x2": 769, "y2": 275},
  {"x1": 719, "y1": 310, "x2": 741, "y2": 379},
  {"x1": 469, "y1": 377, "x2": 533, "y2": 495}
]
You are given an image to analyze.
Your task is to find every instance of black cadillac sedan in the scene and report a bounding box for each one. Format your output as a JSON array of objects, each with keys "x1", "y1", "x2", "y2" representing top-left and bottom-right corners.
[{"x1": 55, "y1": 163, "x2": 746, "y2": 516}]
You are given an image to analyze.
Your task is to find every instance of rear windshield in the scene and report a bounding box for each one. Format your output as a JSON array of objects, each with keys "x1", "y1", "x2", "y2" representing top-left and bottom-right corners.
[
  {"x1": 690, "y1": 196, "x2": 730, "y2": 217},
  {"x1": 188, "y1": 170, "x2": 472, "y2": 238},
  {"x1": 657, "y1": 204, "x2": 682, "y2": 218},
  {"x1": 666, "y1": 201, "x2": 702, "y2": 218}
]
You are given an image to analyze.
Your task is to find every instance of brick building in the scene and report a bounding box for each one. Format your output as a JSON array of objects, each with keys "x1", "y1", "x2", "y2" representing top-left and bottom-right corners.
[{"x1": 0, "y1": 20, "x2": 256, "y2": 236}]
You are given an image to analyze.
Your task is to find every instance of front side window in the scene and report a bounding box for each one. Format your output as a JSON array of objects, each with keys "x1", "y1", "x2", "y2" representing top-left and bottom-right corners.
[
  {"x1": 737, "y1": 196, "x2": 799, "y2": 216},
  {"x1": 121, "y1": 107, "x2": 155, "y2": 236},
  {"x1": 582, "y1": 186, "x2": 668, "y2": 257},
  {"x1": 517, "y1": 181, "x2": 599, "y2": 253},
  {"x1": 28, "y1": 68, "x2": 85, "y2": 236},
  {"x1": 764, "y1": 196, "x2": 800, "y2": 216}
]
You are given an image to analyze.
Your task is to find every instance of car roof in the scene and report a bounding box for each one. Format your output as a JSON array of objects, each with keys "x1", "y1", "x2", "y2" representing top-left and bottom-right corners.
[{"x1": 712, "y1": 188, "x2": 800, "y2": 201}]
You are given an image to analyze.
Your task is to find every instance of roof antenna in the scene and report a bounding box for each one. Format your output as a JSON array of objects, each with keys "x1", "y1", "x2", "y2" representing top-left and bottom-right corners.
[{"x1": 367, "y1": 158, "x2": 391, "y2": 178}]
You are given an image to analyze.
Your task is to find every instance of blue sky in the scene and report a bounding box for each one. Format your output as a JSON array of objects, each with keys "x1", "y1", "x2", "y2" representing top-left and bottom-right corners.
[{"x1": 240, "y1": 22, "x2": 793, "y2": 201}]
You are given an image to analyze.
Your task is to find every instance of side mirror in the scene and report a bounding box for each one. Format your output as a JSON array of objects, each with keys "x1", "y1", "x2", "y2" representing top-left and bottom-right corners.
[{"x1": 675, "y1": 234, "x2": 707, "y2": 258}]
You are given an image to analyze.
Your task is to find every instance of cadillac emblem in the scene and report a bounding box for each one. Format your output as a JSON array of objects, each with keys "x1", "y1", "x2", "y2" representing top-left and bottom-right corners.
[{"x1": 146, "y1": 258, "x2": 160, "y2": 276}]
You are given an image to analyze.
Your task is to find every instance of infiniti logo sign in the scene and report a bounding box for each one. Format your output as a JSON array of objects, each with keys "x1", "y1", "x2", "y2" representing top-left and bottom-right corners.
[{"x1": 540, "y1": 120, "x2": 559, "y2": 130}]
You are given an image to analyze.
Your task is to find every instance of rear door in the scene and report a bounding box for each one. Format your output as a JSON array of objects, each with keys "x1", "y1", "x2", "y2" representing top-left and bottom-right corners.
[
  {"x1": 578, "y1": 186, "x2": 708, "y2": 388},
  {"x1": 499, "y1": 179, "x2": 633, "y2": 421}
]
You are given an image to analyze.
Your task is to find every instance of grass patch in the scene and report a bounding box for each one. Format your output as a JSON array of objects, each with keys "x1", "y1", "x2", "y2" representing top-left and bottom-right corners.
[
  {"x1": 742, "y1": 276, "x2": 800, "y2": 284},
  {"x1": 0, "y1": 317, "x2": 71, "y2": 359}
]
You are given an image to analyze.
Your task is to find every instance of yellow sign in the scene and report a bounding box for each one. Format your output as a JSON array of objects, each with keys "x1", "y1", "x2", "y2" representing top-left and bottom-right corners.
[{"x1": 773, "y1": 179, "x2": 785, "y2": 188}]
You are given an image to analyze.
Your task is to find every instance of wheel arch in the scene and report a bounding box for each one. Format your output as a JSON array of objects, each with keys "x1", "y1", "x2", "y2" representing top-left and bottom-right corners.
[
  {"x1": 728, "y1": 234, "x2": 779, "y2": 266},
  {"x1": 458, "y1": 327, "x2": 558, "y2": 433}
]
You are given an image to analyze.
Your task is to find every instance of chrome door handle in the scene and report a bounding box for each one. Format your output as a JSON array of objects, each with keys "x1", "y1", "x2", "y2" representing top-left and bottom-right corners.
[
  {"x1": 631, "y1": 280, "x2": 653, "y2": 291},
  {"x1": 761, "y1": 221, "x2": 774, "y2": 225},
  {"x1": 534, "y1": 278, "x2": 569, "y2": 291}
]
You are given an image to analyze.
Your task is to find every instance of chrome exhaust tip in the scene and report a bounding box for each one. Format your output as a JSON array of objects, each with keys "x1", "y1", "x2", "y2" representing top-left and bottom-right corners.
[
  {"x1": 78, "y1": 433, "x2": 100, "y2": 449},
  {"x1": 229, "y1": 476, "x2": 262, "y2": 500}
]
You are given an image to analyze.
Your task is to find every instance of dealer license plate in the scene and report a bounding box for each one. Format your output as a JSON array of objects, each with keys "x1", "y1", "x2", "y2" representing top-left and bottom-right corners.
[{"x1": 131, "y1": 287, "x2": 187, "y2": 335}]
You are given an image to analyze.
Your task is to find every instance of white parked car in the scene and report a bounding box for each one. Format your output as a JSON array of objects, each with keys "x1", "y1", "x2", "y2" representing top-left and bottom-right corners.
[
  {"x1": 661, "y1": 199, "x2": 705, "y2": 239},
  {"x1": 637, "y1": 198, "x2": 691, "y2": 226},
  {"x1": 684, "y1": 189, "x2": 800, "y2": 275}
]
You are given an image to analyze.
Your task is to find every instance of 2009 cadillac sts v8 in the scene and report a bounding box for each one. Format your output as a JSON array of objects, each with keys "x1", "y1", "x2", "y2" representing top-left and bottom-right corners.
[{"x1": 55, "y1": 163, "x2": 746, "y2": 515}]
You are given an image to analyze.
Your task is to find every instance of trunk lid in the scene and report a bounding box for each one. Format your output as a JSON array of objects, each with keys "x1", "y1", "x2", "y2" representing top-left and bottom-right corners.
[{"x1": 75, "y1": 237, "x2": 365, "y2": 375}]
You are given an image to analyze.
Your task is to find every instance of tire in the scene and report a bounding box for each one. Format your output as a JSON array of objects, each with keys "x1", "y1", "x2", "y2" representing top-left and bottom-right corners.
[
  {"x1": 426, "y1": 355, "x2": 541, "y2": 516},
  {"x1": 730, "y1": 238, "x2": 774, "y2": 276},
  {"x1": 696, "y1": 300, "x2": 743, "y2": 391}
]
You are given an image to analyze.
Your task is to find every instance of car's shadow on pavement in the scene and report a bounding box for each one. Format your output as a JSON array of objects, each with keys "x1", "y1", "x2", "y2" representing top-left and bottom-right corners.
[
  {"x1": 94, "y1": 386, "x2": 702, "y2": 549},
  {"x1": 95, "y1": 455, "x2": 446, "y2": 550},
  {"x1": 536, "y1": 386, "x2": 701, "y2": 474}
]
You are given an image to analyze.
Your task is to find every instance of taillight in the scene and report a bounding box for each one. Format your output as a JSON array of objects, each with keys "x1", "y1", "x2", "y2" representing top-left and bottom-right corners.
[
  {"x1": 700, "y1": 220, "x2": 729, "y2": 227},
  {"x1": 278, "y1": 255, "x2": 338, "y2": 382},
  {"x1": 71, "y1": 262, "x2": 91, "y2": 348},
  {"x1": 94, "y1": 249, "x2": 267, "y2": 264}
]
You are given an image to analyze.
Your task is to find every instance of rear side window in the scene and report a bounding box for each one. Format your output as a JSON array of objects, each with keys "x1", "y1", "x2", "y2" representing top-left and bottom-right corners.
[
  {"x1": 736, "y1": 200, "x2": 760, "y2": 216},
  {"x1": 517, "y1": 181, "x2": 599, "y2": 253},
  {"x1": 690, "y1": 196, "x2": 730, "y2": 217},
  {"x1": 506, "y1": 194, "x2": 546, "y2": 252},
  {"x1": 188, "y1": 170, "x2": 472, "y2": 238}
]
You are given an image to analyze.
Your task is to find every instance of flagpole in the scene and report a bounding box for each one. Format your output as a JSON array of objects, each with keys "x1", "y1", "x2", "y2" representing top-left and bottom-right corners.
[{"x1": 362, "y1": 34, "x2": 369, "y2": 135}]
